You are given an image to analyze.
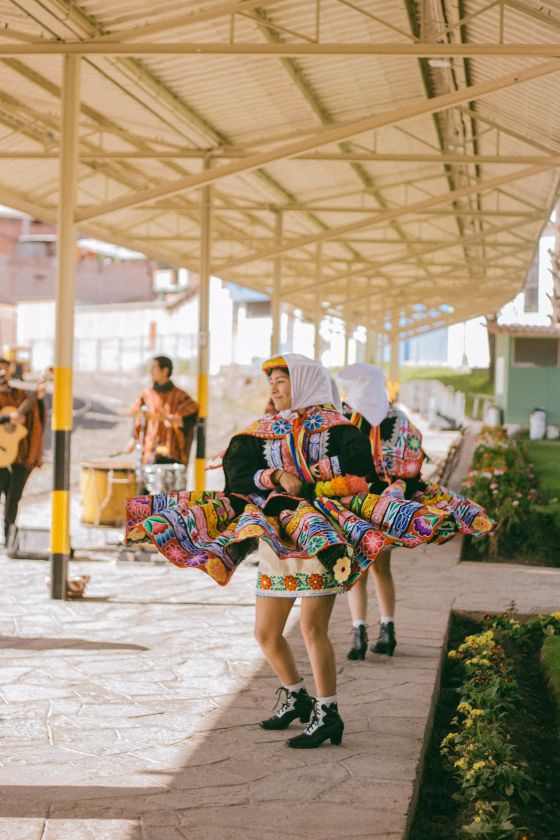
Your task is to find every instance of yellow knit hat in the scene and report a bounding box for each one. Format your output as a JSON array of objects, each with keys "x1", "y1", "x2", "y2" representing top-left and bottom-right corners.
[{"x1": 262, "y1": 355, "x2": 288, "y2": 373}]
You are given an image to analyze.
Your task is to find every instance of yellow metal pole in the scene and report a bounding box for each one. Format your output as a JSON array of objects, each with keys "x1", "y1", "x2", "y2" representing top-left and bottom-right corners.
[
  {"x1": 314, "y1": 245, "x2": 322, "y2": 361},
  {"x1": 50, "y1": 55, "x2": 80, "y2": 600},
  {"x1": 366, "y1": 297, "x2": 376, "y2": 364},
  {"x1": 195, "y1": 176, "x2": 212, "y2": 490},
  {"x1": 314, "y1": 292, "x2": 322, "y2": 362},
  {"x1": 344, "y1": 279, "x2": 351, "y2": 366},
  {"x1": 270, "y1": 211, "x2": 282, "y2": 355},
  {"x1": 388, "y1": 316, "x2": 400, "y2": 402}
]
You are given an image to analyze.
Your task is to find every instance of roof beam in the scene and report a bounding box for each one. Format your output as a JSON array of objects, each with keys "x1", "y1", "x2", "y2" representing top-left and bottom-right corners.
[
  {"x1": 344, "y1": 262, "x2": 526, "y2": 308},
  {"x1": 455, "y1": 106, "x2": 560, "y2": 157},
  {"x1": 2, "y1": 42, "x2": 560, "y2": 57},
  {"x1": 0, "y1": 151, "x2": 556, "y2": 165},
  {"x1": 292, "y1": 237, "x2": 532, "y2": 287},
  {"x1": 503, "y1": 0, "x2": 560, "y2": 33},
  {"x1": 216, "y1": 165, "x2": 549, "y2": 273},
  {"x1": 75, "y1": 57, "x2": 560, "y2": 223},
  {"x1": 251, "y1": 6, "x2": 428, "y2": 293},
  {"x1": 297, "y1": 245, "x2": 530, "y2": 304},
  {"x1": 92, "y1": 0, "x2": 279, "y2": 42}
]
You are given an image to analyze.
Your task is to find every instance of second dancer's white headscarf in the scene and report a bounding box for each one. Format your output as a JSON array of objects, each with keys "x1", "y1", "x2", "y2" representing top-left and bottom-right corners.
[
  {"x1": 337, "y1": 362, "x2": 390, "y2": 427},
  {"x1": 263, "y1": 353, "x2": 343, "y2": 412}
]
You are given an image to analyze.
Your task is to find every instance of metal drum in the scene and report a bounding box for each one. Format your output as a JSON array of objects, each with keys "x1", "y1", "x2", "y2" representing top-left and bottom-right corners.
[{"x1": 142, "y1": 463, "x2": 187, "y2": 494}]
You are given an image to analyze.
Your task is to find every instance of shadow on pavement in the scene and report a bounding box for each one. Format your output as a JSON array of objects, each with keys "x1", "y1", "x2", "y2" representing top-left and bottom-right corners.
[
  {"x1": 0, "y1": 604, "x2": 397, "y2": 838},
  {"x1": 0, "y1": 635, "x2": 148, "y2": 651}
]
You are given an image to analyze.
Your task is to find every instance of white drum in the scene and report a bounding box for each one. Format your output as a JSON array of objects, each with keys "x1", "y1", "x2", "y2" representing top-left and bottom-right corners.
[{"x1": 142, "y1": 463, "x2": 187, "y2": 494}]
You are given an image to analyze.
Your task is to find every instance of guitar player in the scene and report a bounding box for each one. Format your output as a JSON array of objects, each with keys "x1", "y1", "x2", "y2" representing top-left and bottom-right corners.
[{"x1": 0, "y1": 358, "x2": 47, "y2": 545}]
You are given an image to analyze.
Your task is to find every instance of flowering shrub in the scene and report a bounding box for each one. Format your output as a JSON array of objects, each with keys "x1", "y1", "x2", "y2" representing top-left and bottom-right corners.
[
  {"x1": 461, "y1": 428, "x2": 556, "y2": 562},
  {"x1": 441, "y1": 611, "x2": 560, "y2": 838}
]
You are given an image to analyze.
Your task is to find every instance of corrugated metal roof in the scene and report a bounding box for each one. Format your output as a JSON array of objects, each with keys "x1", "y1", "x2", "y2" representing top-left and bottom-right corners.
[{"x1": 0, "y1": 0, "x2": 559, "y2": 337}]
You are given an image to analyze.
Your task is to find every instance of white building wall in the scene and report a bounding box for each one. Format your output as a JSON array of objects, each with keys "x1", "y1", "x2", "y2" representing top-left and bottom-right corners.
[
  {"x1": 498, "y1": 235, "x2": 554, "y2": 326},
  {"x1": 17, "y1": 276, "x2": 233, "y2": 375}
]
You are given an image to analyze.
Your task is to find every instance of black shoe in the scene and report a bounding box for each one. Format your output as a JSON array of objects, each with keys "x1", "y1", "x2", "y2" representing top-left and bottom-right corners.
[
  {"x1": 347, "y1": 624, "x2": 368, "y2": 660},
  {"x1": 370, "y1": 621, "x2": 397, "y2": 656},
  {"x1": 260, "y1": 686, "x2": 313, "y2": 730},
  {"x1": 286, "y1": 700, "x2": 344, "y2": 749}
]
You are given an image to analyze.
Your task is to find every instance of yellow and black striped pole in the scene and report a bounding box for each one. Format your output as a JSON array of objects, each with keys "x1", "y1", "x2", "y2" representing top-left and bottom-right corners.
[
  {"x1": 388, "y1": 327, "x2": 400, "y2": 403},
  {"x1": 51, "y1": 55, "x2": 80, "y2": 599},
  {"x1": 195, "y1": 179, "x2": 212, "y2": 490}
]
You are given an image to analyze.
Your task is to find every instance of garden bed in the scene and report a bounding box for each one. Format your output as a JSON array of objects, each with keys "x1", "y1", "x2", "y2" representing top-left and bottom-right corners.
[
  {"x1": 460, "y1": 428, "x2": 560, "y2": 566},
  {"x1": 409, "y1": 611, "x2": 560, "y2": 840}
]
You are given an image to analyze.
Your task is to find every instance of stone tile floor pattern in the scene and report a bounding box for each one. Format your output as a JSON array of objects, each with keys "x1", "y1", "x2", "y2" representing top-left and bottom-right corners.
[
  {"x1": 2, "y1": 396, "x2": 558, "y2": 839},
  {"x1": 0, "y1": 542, "x2": 558, "y2": 840}
]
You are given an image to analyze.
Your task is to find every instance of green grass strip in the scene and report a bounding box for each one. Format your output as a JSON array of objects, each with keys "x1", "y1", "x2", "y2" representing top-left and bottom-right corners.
[{"x1": 541, "y1": 635, "x2": 560, "y2": 736}]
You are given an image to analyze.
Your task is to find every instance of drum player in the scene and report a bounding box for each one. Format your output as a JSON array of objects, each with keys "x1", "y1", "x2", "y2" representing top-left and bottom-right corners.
[{"x1": 126, "y1": 355, "x2": 199, "y2": 470}]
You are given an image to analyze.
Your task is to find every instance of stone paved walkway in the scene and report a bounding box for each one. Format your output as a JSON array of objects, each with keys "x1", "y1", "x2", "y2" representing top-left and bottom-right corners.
[
  {"x1": 2, "y1": 408, "x2": 559, "y2": 839},
  {"x1": 0, "y1": 541, "x2": 558, "y2": 840}
]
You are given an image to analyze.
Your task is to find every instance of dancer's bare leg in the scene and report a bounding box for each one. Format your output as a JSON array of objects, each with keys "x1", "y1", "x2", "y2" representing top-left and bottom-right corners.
[
  {"x1": 254, "y1": 596, "x2": 300, "y2": 685},
  {"x1": 371, "y1": 549, "x2": 395, "y2": 618},
  {"x1": 299, "y1": 595, "x2": 337, "y2": 697}
]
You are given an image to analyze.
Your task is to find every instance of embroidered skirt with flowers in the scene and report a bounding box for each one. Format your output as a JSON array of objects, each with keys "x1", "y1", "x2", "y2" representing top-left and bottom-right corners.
[
  {"x1": 256, "y1": 544, "x2": 344, "y2": 598},
  {"x1": 125, "y1": 480, "x2": 459, "y2": 592},
  {"x1": 411, "y1": 482, "x2": 494, "y2": 538}
]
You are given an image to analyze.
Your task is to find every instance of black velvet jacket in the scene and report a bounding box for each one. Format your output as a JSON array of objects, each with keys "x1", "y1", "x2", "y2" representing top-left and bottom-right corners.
[{"x1": 222, "y1": 421, "x2": 389, "y2": 500}]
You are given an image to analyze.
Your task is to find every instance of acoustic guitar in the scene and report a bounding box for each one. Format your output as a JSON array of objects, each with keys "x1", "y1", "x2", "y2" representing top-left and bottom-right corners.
[{"x1": 0, "y1": 371, "x2": 50, "y2": 469}]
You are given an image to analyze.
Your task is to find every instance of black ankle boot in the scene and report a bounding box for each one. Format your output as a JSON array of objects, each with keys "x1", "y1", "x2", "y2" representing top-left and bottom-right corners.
[
  {"x1": 260, "y1": 686, "x2": 313, "y2": 730},
  {"x1": 347, "y1": 624, "x2": 368, "y2": 660},
  {"x1": 370, "y1": 621, "x2": 397, "y2": 656},
  {"x1": 286, "y1": 700, "x2": 344, "y2": 749}
]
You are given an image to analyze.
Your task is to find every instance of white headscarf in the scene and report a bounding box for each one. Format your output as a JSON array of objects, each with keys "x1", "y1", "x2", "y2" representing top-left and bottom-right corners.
[
  {"x1": 266, "y1": 353, "x2": 342, "y2": 413},
  {"x1": 337, "y1": 362, "x2": 390, "y2": 427}
]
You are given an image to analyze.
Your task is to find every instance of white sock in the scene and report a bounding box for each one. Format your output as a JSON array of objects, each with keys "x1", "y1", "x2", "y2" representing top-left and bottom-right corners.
[
  {"x1": 380, "y1": 616, "x2": 394, "y2": 625},
  {"x1": 317, "y1": 694, "x2": 337, "y2": 709},
  {"x1": 352, "y1": 620, "x2": 366, "y2": 628},
  {"x1": 285, "y1": 679, "x2": 305, "y2": 693}
]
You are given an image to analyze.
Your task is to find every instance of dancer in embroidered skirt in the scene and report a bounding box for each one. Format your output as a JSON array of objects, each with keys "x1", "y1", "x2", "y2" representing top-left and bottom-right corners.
[
  {"x1": 125, "y1": 355, "x2": 457, "y2": 747},
  {"x1": 337, "y1": 362, "x2": 495, "y2": 661}
]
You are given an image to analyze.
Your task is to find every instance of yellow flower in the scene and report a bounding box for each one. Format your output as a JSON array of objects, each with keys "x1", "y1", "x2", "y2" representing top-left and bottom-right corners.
[
  {"x1": 457, "y1": 702, "x2": 472, "y2": 714},
  {"x1": 470, "y1": 709, "x2": 485, "y2": 717},
  {"x1": 465, "y1": 718, "x2": 473, "y2": 728},
  {"x1": 472, "y1": 761, "x2": 486, "y2": 771},
  {"x1": 474, "y1": 817, "x2": 482, "y2": 824},
  {"x1": 454, "y1": 758, "x2": 467, "y2": 770},
  {"x1": 204, "y1": 557, "x2": 228, "y2": 585},
  {"x1": 448, "y1": 650, "x2": 458, "y2": 659},
  {"x1": 333, "y1": 556, "x2": 351, "y2": 583}
]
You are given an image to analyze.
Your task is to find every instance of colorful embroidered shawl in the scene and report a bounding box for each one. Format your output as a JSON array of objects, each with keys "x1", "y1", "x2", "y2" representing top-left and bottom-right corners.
[
  {"x1": 350, "y1": 407, "x2": 424, "y2": 482},
  {"x1": 241, "y1": 406, "x2": 351, "y2": 482},
  {"x1": 241, "y1": 406, "x2": 348, "y2": 439}
]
